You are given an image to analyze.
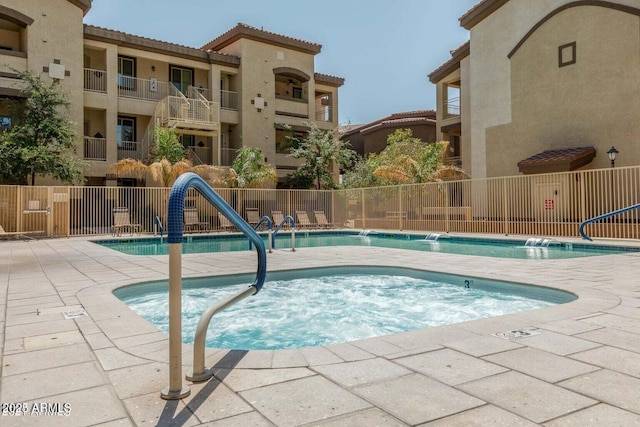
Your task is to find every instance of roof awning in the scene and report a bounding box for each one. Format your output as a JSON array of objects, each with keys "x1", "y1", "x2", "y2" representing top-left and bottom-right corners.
[{"x1": 517, "y1": 147, "x2": 597, "y2": 174}]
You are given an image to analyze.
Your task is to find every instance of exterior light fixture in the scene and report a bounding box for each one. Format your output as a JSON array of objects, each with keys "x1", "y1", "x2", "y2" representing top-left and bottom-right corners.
[{"x1": 607, "y1": 146, "x2": 619, "y2": 168}]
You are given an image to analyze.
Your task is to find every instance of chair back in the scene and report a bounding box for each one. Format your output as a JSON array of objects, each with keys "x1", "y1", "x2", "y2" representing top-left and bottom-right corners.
[
  {"x1": 271, "y1": 210, "x2": 284, "y2": 225},
  {"x1": 296, "y1": 211, "x2": 311, "y2": 226},
  {"x1": 314, "y1": 210, "x2": 329, "y2": 226},
  {"x1": 246, "y1": 208, "x2": 260, "y2": 224},
  {"x1": 113, "y1": 207, "x2": 131, "y2": 226},
  {"x1": 184, "y1": 208, "x2": 199, "y2": 225}
]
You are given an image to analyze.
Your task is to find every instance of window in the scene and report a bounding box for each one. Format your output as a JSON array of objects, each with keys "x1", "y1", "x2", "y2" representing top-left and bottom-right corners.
[
  {"x1": 292, "y1": 86, "x2": 303, "y2": 99},
  {"x1": 169, "y1": 65, "x2": 194, "y2": 94},
  {"x1": 117, "y1": 116, "x2": 136, "y2": 150},
  {"x1": 118, "y1": 56, "x2": 136, "y2": 90}
]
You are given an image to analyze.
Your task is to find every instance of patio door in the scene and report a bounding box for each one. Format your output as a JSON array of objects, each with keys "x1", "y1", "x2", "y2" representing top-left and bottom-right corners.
[{"x1": 169, "y1": 65, "x2": 193, "y2": 95}]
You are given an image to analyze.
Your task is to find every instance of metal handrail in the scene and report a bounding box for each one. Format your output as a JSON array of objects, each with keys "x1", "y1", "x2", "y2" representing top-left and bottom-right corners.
[
  {"x1": 579, "y1": 202, "x2": 640, "y2": 241},
  {"x1": 250, "y1": 216, "x2": 274, "y2": 253},
  {"x1": 154, "y1": 216, "x2": 164, "y2": 237},
  {"x1": 162, "y1": 172, "x2": 267, "y2": 399},
  {"x1": 272, "y1": 215, "x2": 296, "y2": 251}
]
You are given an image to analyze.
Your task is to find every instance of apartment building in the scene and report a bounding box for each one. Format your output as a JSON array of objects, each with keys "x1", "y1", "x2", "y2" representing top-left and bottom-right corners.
[
  {"x1": 0, "y1": 0, "x2": 343, "y2": 186},
  {"x1": 341, "y1": 110, "x2": 437, "y2": 158},
  {"x1": 429, "y1": 0, "x2": 640, "y2": 179}
]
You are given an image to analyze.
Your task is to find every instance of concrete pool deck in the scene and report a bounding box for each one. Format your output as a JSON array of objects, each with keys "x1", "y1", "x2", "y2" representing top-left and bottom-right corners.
[{"x1": 1, "y1": 234, "x2": 640, "y2": 426}]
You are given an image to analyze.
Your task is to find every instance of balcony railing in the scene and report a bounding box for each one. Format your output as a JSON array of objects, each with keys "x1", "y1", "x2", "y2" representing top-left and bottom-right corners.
[
  {"x1": 118, "y1": 75, "x2": 170, "y2": 102},
  {"x1": 220, "y1": 90, "x2": 239, "y2": 110},
  {"x1": 84, "y1": 68, "x2": 107, "y2": 93},
  {"x1": 315, "y1": 106, "x2": 333, "y2": 123},
  {"x1": 221, "y1": 148, "x2": 237, "y2": 167},
  {"x1": 187, "y1": 146, "x2": 211, "y2": 165},
  {"x1": 445, "y1": 97, "x2": 460, "y2": 117},
  {"x1": 157, "y1": 96, "x2": 220, "y2": 130},
  {"x1": 84, "y1": 137, "x2": 106, "y2": 161},
  {"x1": 117, "y1": 141, "x2": 144, "y2": 161}
]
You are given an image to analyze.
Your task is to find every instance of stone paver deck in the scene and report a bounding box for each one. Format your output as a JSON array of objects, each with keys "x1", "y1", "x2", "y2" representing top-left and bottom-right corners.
[{"x1": 1, "y1": 233, "x2": 640, "y2": 426}]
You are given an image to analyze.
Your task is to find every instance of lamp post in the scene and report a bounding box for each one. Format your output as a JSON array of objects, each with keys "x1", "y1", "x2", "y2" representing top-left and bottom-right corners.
[{"x1": 607, "y1": 146, "x2": 619, "y2": 168}]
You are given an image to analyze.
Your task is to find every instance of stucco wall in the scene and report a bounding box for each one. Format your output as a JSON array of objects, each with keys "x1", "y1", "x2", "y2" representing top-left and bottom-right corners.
[
  {"x1": 468, "y1": 0, "x2": 640, "y2": 178},
  {"x1": 3, "y1": 0, "x2": 86, "y2": 184},
  {"x1": 486, "y1": 5, "x2": 640, "y2": 177},
  {"x1": 219, "y1": 38, "x2": 315, "y2": 167}
]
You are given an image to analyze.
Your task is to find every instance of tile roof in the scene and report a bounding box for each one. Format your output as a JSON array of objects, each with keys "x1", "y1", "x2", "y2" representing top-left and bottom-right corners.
[
  {"x1": 201, "y1": 23, "x2": 322, "y2": 55},
  {"x1": 315, "y1": 73, "x2": 345, "y2": 87},
  {"x1": 428, "y1": 41, "x2": 470, "y2": 83},
  {"x1": 342, "y1": 110, "x2": 436, "y2": 137},
  {"x1": 517, "y1": 147, "x2": 597, "y2": 174},
  {"x1": 459, "y1": 0, "x2": 510, "y2": 30},
  {"x1": 83, "y1": 25, "x2": 240, "y2": 66}
]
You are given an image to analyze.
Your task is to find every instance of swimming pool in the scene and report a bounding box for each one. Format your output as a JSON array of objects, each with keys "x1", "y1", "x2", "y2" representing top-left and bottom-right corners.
[
  {"x1": 97, "y1": 231, "x2": 636, "y2": 259},
  {"x1": 114, "y1": 266, "x2": 576, "y2": 350}
]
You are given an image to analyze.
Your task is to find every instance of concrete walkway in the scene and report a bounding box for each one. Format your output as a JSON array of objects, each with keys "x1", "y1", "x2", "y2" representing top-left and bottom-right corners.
[{"x1": 1, "y1": 235, "x2": 640, "y2": 426}]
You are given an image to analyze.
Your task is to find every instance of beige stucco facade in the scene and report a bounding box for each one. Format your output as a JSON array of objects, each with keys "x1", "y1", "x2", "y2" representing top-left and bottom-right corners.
[
  {"x1": 431, "y1": 0, "x2": 640, "y2": 178},
  {"x1": 0, "y1": 1, "x2": 343, "y2": 186}
]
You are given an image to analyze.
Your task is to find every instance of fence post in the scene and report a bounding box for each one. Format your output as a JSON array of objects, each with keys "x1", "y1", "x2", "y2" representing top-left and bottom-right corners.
[
  {"x1": 361, "y1": 189, "x2": 366, "y2": 229},
  {"x1": 503, "y1": 179, "x2": 509, "y2": 235},
  {"x1": 398, "y1": 186, "x2": 403, "y2": 231}
]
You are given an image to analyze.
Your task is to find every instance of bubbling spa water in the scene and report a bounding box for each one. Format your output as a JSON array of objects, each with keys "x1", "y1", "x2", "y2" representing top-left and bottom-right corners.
[{"x1": 117, "y1": 270, "x2": 571, "y2": 350}]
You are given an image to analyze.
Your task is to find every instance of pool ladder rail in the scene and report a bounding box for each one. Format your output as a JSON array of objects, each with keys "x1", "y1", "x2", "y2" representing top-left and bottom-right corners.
[
  {"x1": 272, "y1": 215, "x2": 296, "y2": 251},
  {"x1": 162, "y1": 172, "x2": 267, "y2": 400},
  {"x1": 579, "y1": 202, "x2": 640, "y2": 241}
]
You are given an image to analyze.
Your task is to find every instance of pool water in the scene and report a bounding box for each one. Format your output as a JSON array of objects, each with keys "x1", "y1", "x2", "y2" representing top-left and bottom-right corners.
[
  {"x1": 97, "y1": 231, "x2": 635, "y2": 259},
  {"x1": 115, "y1": 266, "x2": 575, "y2": 350}
]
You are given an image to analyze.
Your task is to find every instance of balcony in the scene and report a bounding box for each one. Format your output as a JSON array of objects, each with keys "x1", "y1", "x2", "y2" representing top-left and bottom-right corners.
[
  {"x1": 220, "y1": 90, "x2": 238, "y2": 110},
  {"x1": 444, "y1": 97, "x2": 460, "y2": 118},
  {"x1": 84, "y1": 137, "x2": 107, "y2": 161},
  {"x1": 118, "y1": 75, "x2": 171, "y2": 102},
  {"x1": 156, "y1": 96, "x2": 220, "y2": 133},
  {"x1": 117, "y1": 141, "x2": 145, "y2": 161},
  {"x1": 275, "y1": 96, "x2": 309, "y2": 119},
  {"x1": 315, "y1": 106, "x2": 333, "y2": 123},
  {"x1": 84, "y1": 69, "x2": 107, "y2": 93}
]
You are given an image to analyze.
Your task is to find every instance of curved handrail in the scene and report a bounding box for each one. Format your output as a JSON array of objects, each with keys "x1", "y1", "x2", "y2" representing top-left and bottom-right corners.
[
  {"x1": 272, "y1": 215, "x2": 296, "y2": 250},
  {"x1": 579, "y1": 202, "x2": 640, "y2": 241},
  {"x1": 273, "y1": 215, "x2": 295, "y2": 235},
  {"x1": 254, "y1": 215, "x2": 273, "y2": 231},
  {"x1": 168, "y1": 173, "x2": 267, "y2": 291},
  {"x1": 163, "y1": 172, "x2": 267, "y2": 398},
  {"x1": 249, "y1": 216, "x2": 273, "y2": 251},
  {"x1": 154, "y1": 216, "x2": 164, "y2": 237}
]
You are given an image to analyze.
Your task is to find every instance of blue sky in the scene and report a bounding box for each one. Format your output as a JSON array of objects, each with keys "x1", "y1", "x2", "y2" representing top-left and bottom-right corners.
[{"x1": 84, "y1": 0, "x2": 477, "y2": 125}]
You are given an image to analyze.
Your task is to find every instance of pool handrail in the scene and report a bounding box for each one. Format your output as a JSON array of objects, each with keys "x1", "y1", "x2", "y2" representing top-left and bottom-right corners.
[
  {"x1": 579, "y1": 202, "x2": 640, "y2": 241},
  {"x1": 272, "y1": 215, "x2": 296, "y2": 250},
  {"x1": 162, "y1": 172, "x2": 267, "y2": 400},
  {"x1": 154, "y1": 215, "x2": 164, "y2": 237},
  {"x1": 249, "y1": 216, "x2": 273, "y2": 252},
  {"x1": 254, "y1": 215, "x2": 273, "y2": 231}
]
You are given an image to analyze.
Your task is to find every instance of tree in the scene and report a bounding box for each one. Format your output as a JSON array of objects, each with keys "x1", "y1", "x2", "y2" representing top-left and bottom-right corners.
[
  {"x1": 229, "y1": 147, "x2": 277, "y2": 188},
  {"x1": 150, "y1": 126, "x2": 184, "y2": 164},
  {"x1": 0, "y1": 71, "x2": 86, "y2": 185},
  {"x1": 286, "y1": 122, "x2": 354, "y2": 190},
  {"x1": 342, "y1": 129, "x2": 467, "y2": 188}
]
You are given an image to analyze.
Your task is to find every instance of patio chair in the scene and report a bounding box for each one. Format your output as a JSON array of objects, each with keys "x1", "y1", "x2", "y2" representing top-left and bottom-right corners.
[
  {"x1": 112, "y1": 207, "x2": 141, "y2": 236},
  {"x1": 217, "y1": 212, "x2": 236, "y2": 231},
  {"x1": 246, "y1": 208, "x2": 261, "y2": 227},
  {"x1": 271, "y1": 210, "x2": 285, "y2": 226},
  {"x1": 295, "y1": 210, "x2": 314, "y2": 229},
  {"x1": 183, "y1": 208, "x2": 209, "y2": 233},
  {"x1": 313, "y1": 210, "x2": 334, "y2": 228},
  {"x1": 0, "y1": 225, "x2": 43, "y2": 240}
]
